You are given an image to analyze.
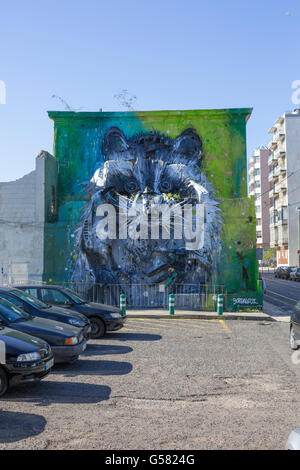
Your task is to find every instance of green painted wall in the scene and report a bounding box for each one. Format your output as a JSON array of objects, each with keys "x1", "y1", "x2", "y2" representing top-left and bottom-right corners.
[{"x1": 45, "y1": 108, "x2": 261, "y2": 309}]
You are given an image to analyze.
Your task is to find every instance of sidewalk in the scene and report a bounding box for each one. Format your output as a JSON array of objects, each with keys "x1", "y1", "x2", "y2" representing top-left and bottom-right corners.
[
  {"x1": 262, "y1": 300, "x2": 291, "y2": 323},
  {"x1": 126, "y1": 309, "x2": 270, "y2": 321}
]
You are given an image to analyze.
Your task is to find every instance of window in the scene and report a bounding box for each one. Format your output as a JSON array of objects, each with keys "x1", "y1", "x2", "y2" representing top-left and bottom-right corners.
[
  {"x1": 24, "y1": 288, "x2": 38, "y2": 297},
  {"x1": 40, "y1": 288, "x2": 69, "y2": 304},
  {"x1": 0, "y1": 293, "x2": 24, "y2": 308}
]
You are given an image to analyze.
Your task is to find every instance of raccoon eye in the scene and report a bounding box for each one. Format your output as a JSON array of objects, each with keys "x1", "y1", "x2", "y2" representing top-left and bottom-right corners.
[
  {"x1": 159, "y1": 180, "x2": 172, "y2": 193},
  {"x1": 124, "y1": 179, "x2": 138, "y2": 193}
]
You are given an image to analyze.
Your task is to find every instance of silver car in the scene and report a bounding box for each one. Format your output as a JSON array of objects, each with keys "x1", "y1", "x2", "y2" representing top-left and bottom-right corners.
[{"x1": 286, "y1": 428, "x2": 300, "y2": 450}]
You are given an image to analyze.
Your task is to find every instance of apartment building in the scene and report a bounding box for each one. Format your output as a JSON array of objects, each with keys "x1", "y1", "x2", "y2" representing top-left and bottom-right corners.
[
  {"x1": 248, "y1": 146, "x2": 270, "y2": 249},
  {"x1": 268, "y1": 109, "x2": 300, "y2": 266}
]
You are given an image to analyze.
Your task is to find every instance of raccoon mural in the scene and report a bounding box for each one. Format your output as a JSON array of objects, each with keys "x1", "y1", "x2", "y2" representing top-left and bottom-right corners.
[{"x1": 71, "y1": 127, "x2": 222, "y2": 291}]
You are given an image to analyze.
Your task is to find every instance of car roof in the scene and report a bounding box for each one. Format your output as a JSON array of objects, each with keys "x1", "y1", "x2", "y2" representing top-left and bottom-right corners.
[{"x1": 14, "y1": 285, "x2": 63, "y2": 289}]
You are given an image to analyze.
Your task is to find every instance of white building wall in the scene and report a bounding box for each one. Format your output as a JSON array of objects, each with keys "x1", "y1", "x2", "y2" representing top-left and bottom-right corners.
[
  {"x1": 286, "y1": 113, "x2": 300, "y2": 266},
  {"x1": 0, "y1": 151, "x2": 57, "y2": 284}
]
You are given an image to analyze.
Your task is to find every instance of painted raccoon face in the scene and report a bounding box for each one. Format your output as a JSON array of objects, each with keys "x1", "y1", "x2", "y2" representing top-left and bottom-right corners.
[{"x1": 92, "y1": 127, "x2": 205, "y2": 202}]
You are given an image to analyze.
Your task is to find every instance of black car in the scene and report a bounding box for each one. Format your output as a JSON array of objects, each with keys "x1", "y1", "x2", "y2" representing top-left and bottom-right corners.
[
  {"x1": 0, "y1": 297, "x2": 86, "y2": 363},
  {"x1": 17, "y1": 285, "x2": 126, "y2": 339},
  {"x1": 0, "y1": 327, "x2": 54, "y2": 396},
  {"x1": 0, "y1": 287, "x2": 91, "y2": 339},
  {"x1": 290, "y1": 301, "x2": 300, "y2": 350}
]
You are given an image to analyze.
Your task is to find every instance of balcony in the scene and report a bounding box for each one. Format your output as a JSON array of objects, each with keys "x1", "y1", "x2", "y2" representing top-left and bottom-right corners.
[
  {"x1": 268, "y1": 125, "x2": 276, "y2": 134},
  {"x1": 268, "y1": 140, "x2": 278, "y2": 151},
  {"x1": 268, "y1": 154, "x2": 277, "y2": 167},
  {"x1": 275, "y1": 116, "x2": 284, "y2": 125},
  {"x1": 276, "y1": 149, "x2": 286, "y2": 160},
  {"x1": 270, "y1": 186, "x2": 279, "y2": 198},
  {"x1": 280, "y1": 181, "x2": 287, "y2": 191},
  {"x1": 273, "y1": 165, "x2": 281, "y2": 177},
  {"x1": 278, "y1": 133, "x2": 285, "y2": 142},
  {"x1": 278, "y1": 238, "x2": 288, "y2": 246}
]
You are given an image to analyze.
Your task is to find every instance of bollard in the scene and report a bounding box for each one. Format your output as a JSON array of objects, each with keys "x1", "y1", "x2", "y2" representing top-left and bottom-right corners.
[
  {"x1": 217, "y1": 294, "x2": 224, "y2": 316},
  {"x1": 169, "y1": 293, "x2": 175, "y2": 315},
  {"x1": 120, "y1": 293, "x2": 126, "y2": 316}
]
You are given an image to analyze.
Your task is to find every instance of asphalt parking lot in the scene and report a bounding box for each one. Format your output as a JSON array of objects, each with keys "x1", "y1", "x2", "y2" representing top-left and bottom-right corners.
[{"x1": 0, "y1": 317, "x2": 300, "y2": 450}]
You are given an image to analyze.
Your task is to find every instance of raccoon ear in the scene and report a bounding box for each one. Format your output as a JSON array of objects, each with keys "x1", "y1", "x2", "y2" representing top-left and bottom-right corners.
[
  {"x1": 102, "y1": 127, "x2": 129, "y2": 159},
  {"x1": 173, "y1": 128, "x2": 203, "y2": 161}
]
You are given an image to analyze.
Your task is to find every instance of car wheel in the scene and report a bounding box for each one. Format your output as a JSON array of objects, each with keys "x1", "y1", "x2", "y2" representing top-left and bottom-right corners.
[
  {"x1": 290, "y1": 326, "x2": 299, "y2": 350},
  {"x1": 0, "y1": 367, "x2": 8, "y2": 397},
  {"x1": 90, "y1": 317, "x2": 106, "y2": 339}
]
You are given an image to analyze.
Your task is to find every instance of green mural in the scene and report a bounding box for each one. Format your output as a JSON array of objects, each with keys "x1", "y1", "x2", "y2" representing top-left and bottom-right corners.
[{"x1": 45, "y1": 108, "x2": 261, "y2": 310}]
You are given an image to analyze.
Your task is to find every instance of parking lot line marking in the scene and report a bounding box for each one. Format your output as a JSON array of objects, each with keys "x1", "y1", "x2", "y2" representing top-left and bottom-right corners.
[
  {"x1": 131, "y1": 317, "x2": 219, "y2": 325},
  {"x1": 122, "y1": 325, "x2": 223, "y2": 336},
  {"x1": 127, "y1": 319, "x2": 218, "y2": 330},
  {"x1": 165, "y1": 318, "x2": 219, "y2": 325},
  {"x1": 219, "y1": 319, "x2": 231, "y2": 333}
]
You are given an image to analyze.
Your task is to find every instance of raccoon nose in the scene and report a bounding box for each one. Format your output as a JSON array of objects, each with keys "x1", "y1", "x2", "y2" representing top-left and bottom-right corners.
[{"x1": 142, "y1": 187, "x2": 152, "y2": 215}]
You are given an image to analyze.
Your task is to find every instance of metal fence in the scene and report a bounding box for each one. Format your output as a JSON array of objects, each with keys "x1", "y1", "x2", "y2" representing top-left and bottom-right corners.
[
  {"x1": 67, "y1": 282, "x2": 225, "y2": 310},
  {"x1": 10, "y1": 278, "x2": 225, "y2": 311}
]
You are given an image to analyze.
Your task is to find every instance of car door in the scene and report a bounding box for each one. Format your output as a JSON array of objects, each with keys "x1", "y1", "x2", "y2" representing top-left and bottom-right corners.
[{"x1": 292, "y1": 302, "x2": 300, "y2": 341}]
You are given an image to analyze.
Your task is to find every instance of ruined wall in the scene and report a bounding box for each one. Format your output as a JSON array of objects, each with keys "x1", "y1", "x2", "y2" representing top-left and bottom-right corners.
[
  {"x1": 0, "y1": 151, "x2": 57, "y2": 284},
  {"x1": 46, "y1": 109, "x2": 261, "y2": 309}
]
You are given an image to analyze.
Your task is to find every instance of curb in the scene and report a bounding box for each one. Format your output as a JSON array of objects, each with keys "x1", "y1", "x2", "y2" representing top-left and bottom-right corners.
[{"x1": 126, "y1": 313, "x2": 271, "y2": 321}]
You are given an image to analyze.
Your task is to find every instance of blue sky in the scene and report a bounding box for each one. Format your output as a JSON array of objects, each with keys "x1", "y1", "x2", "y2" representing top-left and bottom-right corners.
[{"x1": 0, "y1": 0, "x2": 299, "y2": 181}]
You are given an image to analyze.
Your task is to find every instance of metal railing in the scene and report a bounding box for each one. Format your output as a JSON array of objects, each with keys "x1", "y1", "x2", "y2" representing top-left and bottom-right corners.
[
  {"x1": 8, "y1": 278, "x2": 227, "y2": 311},
  {"x1": 66, "y1": 282, "x2": 225, "y2": 310}
]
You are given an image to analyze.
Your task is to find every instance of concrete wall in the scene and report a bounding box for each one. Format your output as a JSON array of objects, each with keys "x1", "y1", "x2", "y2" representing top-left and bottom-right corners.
[
  {"x1": 286, "y1": 112, "x2": 300, "y2": 266},
  {"x1": 0, "y1": 151, "x2": 58, "y2": 284}
]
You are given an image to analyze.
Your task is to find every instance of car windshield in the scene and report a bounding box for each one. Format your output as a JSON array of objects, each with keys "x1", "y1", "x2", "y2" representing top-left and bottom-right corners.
[
  {"x1": 0, "y1": 297, "x2": 31, "y2": 323},
  {"x1": 11, "y1": 289, "x2": 50, "y2": 309},
  {"x1": 62, "y1": 288, "x2": 87, "y2": 304}
]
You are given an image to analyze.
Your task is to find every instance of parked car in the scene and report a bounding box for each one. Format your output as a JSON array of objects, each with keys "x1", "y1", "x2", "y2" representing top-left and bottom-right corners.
[
  {"x1": 0, "y1": 326, "x2": 54, "y2": 396},
  {"x1": 285, "y1": 428, "x2": 300, "y2": 450},
  {"x1": 275, "y1": 266, "x2": 293, "y2": 279},
  {"x1": 0, "y1": 287, "x2": 91, "y2": 339},
  {"x1": 0, "y1": 297, "x2": 86, "y2": 363},
  {"x1": 290, "y1": 301, "x2": 300, "y2": 350},
  {"x1": 17, "y1": 285, "x2": 126, "y2": 339},
  {"x1": 289, "y1": 268, "x2": 300, "y2": 281}
]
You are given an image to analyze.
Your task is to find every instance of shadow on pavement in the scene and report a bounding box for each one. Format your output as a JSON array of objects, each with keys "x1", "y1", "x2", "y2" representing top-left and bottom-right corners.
[
  {"x1": 83, "y1": 343, "x2": 133, "y2": 356},
  {"x1": 53, "y1": 359, "x2": 133, "y2": 376},
  {"x1": 0, "y1": 410, "x2": 46, "y2": 443},
  {"x1": 4, "y1": 381, "x2": 111, "y2": 405},
  {"x1": 101, "y1": 332, "x2": 162, "y2": 342}
]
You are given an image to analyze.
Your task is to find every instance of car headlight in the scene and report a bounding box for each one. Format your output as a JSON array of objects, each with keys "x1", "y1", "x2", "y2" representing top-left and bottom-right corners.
[
  {"x1": 68, "y1": 318, "x2": 85, "y2": 327},
  {"x1": 65, "y1": 336, "x2": 79, "y2": 346},
  {"x1": 108, "y1": 313, "x2": 122, "y2": 319},
  {"x1": 17, "y1": 352, "x2": 41, "y2": 362}
]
